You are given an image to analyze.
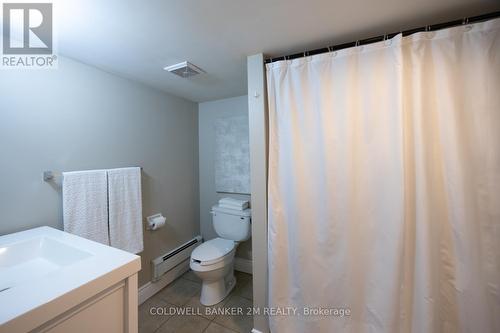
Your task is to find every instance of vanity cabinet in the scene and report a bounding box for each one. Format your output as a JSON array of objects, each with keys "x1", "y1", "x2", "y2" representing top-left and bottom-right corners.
[{"x1": 34, "y1": 275, "x2": 137, "y2": 333}]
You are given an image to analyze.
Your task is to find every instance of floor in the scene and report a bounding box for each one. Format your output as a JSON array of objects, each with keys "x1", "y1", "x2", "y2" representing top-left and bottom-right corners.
[{"x1": 139, "y1": 270, "x2": 254, "y2": 333}]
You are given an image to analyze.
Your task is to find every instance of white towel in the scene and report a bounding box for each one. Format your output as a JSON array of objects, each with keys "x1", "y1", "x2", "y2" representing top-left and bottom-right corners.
[
  {"x1": 63, "y1": 170, "x2": 110, "y2": 245},
  {"x1": 107, "y1": 167, "x2": 144, "y2": 254},
  {"x1": 219, "y1": 204, "x2": 247, "y2": 211},
  {"x1": 218, "y1": 197, "x2": 249, "y2": 210}
]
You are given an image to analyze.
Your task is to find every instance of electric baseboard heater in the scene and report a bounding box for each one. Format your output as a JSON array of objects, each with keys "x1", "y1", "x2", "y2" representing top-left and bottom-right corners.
[{"x1": 151, "y1": 235, "x2": 202, "y2": 281}]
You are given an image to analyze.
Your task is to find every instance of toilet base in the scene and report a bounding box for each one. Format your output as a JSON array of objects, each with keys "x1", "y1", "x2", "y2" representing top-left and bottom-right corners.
[{"x1": 200, "y1": 270, "x2": 236, "y2": 306}]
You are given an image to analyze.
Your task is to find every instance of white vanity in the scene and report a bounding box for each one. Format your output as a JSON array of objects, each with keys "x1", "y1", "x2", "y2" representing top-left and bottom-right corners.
[{"x1": 0, "y1": 227, "x2": 141, "y2": 333}]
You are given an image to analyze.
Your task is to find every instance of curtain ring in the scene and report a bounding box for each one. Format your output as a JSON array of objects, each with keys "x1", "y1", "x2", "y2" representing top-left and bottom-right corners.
[
  {"x1": 384, "y1": 34, "x2": 392, "y2": 46},
  {"x1": 355, "y1": 40, "x2": 360, "y2": 47}
]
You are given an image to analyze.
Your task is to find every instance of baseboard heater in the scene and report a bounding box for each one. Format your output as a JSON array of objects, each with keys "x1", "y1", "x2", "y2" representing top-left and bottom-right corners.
[{"x1": 151, "y1": 235, "x2": 202, "y2": 282}]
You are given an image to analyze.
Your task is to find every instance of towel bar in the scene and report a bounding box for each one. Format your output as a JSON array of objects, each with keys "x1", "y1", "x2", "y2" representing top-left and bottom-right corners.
[{"x1": 43, "y1": 167, "x2": 143, "y2": 182}]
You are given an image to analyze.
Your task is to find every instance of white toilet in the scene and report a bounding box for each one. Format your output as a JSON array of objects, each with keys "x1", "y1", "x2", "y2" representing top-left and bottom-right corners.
[{"x1": 190, "y1": 205, "x2": 251, "y2": 306}]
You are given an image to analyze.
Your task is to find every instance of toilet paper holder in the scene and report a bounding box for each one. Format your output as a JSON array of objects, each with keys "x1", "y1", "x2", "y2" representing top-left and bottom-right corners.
[{"x1": 147, "y1": 213, "x2": 166, "y2": 230}]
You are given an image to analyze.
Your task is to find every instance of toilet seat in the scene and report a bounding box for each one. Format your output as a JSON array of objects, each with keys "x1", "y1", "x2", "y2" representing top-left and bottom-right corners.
[
  {"x1": 190, "y1": 252, "x2": 234, "y2": 272},
  {"x1": 191, "y1": 238, "x2": 235, "y2": 266}
]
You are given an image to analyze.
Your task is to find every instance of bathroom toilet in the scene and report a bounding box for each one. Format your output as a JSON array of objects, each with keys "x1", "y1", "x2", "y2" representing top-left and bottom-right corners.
[{"x1": 190, "y1": 205, "x2": 251, "y2": 306}]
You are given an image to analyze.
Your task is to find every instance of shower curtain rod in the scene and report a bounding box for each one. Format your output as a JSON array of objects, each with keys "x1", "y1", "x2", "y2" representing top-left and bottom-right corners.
[{"x1": 264, "y1": 11, "x2": 500, "y2": 63}]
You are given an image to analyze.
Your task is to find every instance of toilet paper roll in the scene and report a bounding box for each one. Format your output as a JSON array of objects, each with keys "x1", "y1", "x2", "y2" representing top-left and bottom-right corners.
[{"x1": 147, "y1": 214, "x2": 166, "y2": 230}]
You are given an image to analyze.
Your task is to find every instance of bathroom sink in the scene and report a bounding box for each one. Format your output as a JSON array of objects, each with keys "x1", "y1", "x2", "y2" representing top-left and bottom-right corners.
[
  {"x1": 0, "y1": 226, "x2": 141, "y2": 332},
  {"x1": 0, "y1": 236, "x2": 92, "y2": 292}
]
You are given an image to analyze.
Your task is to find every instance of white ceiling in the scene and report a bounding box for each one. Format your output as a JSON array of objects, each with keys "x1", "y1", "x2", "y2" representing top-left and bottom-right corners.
[{"x1": 55, "y1": 0, "x2": 500, "y2": 102}]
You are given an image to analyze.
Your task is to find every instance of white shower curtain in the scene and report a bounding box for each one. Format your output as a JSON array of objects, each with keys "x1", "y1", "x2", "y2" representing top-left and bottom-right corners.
[{"x1": 267, "y1": 18, "x2": 500, "y2": 333}]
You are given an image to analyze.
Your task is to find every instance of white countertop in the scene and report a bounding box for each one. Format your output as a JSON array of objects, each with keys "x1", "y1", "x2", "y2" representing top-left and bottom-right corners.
[{"x1": 0, "y1": 226, "x2": 141, "y2": 332}]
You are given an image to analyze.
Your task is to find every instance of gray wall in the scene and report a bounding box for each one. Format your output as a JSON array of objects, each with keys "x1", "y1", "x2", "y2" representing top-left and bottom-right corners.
[
  {"x1": 247, "y1": 54, "x2": 269, "y2": 332},
  {"x1": 0, "y1": 56, "x2": 200, "y2": 287},
  {"x1": 198, "y1": 95, "x2": 252, "y2": 260}
]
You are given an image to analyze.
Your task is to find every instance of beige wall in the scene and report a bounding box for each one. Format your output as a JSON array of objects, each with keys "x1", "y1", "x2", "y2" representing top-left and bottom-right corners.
[
  {"x1": 198, "y1": 95, "x2": 252, "y2": 260},
  {"x1": 0, "y1": 56, "x2": 200, "y2": 286}
]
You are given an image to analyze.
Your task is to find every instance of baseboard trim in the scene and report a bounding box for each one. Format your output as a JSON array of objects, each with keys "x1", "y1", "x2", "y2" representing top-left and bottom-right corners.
[
  {"x1": 234, "y1": 257, "x2": 253, "y2": 274},
  {"x1": 138, "y1": 259, "x2": 190, "y2": 305}
]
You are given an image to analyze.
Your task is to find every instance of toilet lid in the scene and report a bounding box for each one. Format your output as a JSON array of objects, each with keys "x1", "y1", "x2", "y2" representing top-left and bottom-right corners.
[{"x1": 191, "y1": 238, "x2": 235, "y2": 263}]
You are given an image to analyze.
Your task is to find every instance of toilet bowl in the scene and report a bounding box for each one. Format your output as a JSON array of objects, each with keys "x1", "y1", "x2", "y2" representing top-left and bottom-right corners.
[
  {"x1": 190, "y1": 205, "x2": 251, "y2": 306},
  {"x1": 190, "y1": 238, "x2": 237, "y2": 305}
]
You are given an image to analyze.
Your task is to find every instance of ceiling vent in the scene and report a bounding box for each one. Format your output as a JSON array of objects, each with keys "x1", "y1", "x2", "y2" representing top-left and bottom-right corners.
[{"x1": 163, "y1": 61, "x2": 205, "y2": 78}]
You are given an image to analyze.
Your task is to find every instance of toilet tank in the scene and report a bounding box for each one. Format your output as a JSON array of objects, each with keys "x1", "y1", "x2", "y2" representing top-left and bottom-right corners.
[{"x1": 211, "y1": 206, "x2": 251, "y2": 242}]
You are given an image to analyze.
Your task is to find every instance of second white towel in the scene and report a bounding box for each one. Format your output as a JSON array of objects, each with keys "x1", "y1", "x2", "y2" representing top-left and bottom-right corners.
[
  {"x1": 218, "y1": 197, "x2": 249, "y2": 210},
  {"x1": 107, "y1": 167, "x2": 144, "y2": 254}
]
